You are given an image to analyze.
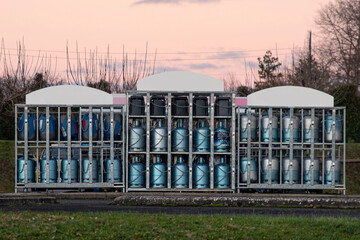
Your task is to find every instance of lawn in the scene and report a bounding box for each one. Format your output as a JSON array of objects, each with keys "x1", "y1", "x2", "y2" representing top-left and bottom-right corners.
[{"x1": 0, "y1": 211, "x2": 359, "y2": 239}]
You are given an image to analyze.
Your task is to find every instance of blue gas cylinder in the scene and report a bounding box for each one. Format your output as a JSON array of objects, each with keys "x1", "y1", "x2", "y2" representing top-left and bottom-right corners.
[
  {"x1": 82, "y1": 158, "x2": 99, "y2": 183},
  {"x1": 104, "y1": 114, "x2": 122, "y2": 141},
  {"x1": 214, "y1": 121, "x2": 230, "y2": 152},
  {"x1": 104, "y1": 158, "x2": 122, "y2": 182},
  {"x1": 82, "y1": 113, "x2": 99, "y2": 141},
  {"x1": 172, "y1": 119, "x2": 189, "y2": 152},
  {"x1": 18, "y1": 113, "x2": 37, "y2": 141},
  {"x1": 261, "y1": 110, "x2": 279, "y2": 142},
  {"x1": 129, "y1": 119, "x2": 146, "y2": 152},
  {"x1": 150, "y1": 119, "x2": 168, "y2": 152},
  {"x1": 193, "y1": 121, "x2": 210, "y2": 152},
  {"x1": 193, "y1": 157, "x2": 209, "y2": 188},
  {"x1": 150, "y1": 155, "x2": 167, "y2": 188},
  {"x1": 40, "y1": 158, "x2": 57, "y2": 183},
  {"x1": 61, "y1": 158, "x2": 78, "y2": 182},
  {"x1": 39, "y1": 113, "x2": 57, "y2": 141},
  {"x1": 60, "y1": 115, "x2": 78, "y2": 141},
  {"x1": 282, "y1": 111, "x2": 300, "y2": 142},
  {"x1": 214, "y1": 157, "x2": 230, "y2": 188},
  {"x1": 172, "y1": 156, "x2": 189, "y2": 188},
  {"x1": 17, "y1": 156, "x2": 36, "y2": 183},
  {"x1": 324, "y1": 114, "x2": 342, "y2": 142},
  {"x1": 129, "y1": 156, "x2": 145, "y2": 188}
]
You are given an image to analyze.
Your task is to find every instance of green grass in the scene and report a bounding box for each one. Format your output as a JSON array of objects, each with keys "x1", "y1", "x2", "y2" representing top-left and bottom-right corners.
[{"x1": 0, "y1": 211, "x2": 360, "y2": 239}]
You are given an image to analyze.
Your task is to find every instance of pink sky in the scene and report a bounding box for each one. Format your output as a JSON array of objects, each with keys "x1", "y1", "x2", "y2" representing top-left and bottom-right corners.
[{"x1": 0, "y1": 0, "x2": 331, "y2": 85}]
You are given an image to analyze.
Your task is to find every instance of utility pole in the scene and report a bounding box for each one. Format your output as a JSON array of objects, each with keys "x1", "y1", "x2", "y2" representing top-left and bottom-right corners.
[{"x1": 307, "y1": 31, "x2": 312, "y2": 87}]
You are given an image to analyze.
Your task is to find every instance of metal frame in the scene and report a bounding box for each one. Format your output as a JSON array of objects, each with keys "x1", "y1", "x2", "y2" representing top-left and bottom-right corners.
[
  {"x1": 126, "y1": 91, "x2": 236, "y2": 192},
  {"x1": 15, "y1": 104, "x2": 125, "y2": 192},
  {"x1": 236, "y1": 106, "x2": 346, "y2": 194}
]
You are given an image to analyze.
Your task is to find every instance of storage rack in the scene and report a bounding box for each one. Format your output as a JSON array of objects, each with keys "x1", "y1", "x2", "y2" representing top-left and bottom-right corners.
[
  {"x1": 236, "y1": 106, "x2": 346, "y2": 193},
  {"x1": 126, "y1": 91, "x2": 237, "y2": 192},
  {"x1": 14, "y1": 104, "x2": 125, "y2": 192}
]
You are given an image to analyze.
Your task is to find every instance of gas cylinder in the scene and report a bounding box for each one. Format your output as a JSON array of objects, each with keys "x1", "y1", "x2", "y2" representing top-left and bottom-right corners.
[
  {"x1": 324, "y1": 114, "x2": 342, "y2": 142},
  {"x1": 193, "y1": 96, "x2": 208, "y2": 116},
  {"x1": 60, "y1": 115, "x2": 79, "y2": 141},
  {"x1": 104, "y1": 113, "x2": 122, "y2": 141},
  {"x1": 150, "y1": 95, "x2": 166, "y2": 116},
  {"x1": 150, "y1": 119, "x2": 167, "y2": 152},
  {"x1": 40, "y1": 158, "x2": 57, "y2": 183},
  {"x1": 282, "y1": 111, "x2": 300, "y2": 142},
  {"x1": 261, "y1": 111, "x2": 279, "y2": 142},
  {"x1": 303, "y1": 114, "x2": 319, "y2": 143},
  {"x1": 129, "y1": 95, "x2": 145, "y2": 115},
  {"x1": 240, "y1": 110, "x2": 258, "y2": 141},
  {"x1": 172, "y1": 156, "x2": 189, "y2": 188},
  {"x1": 214, "y1": 157, "x2": 230, "y2": 188},
  {"x1": 172, "y1": 96, "x2": 188, "y2": 116},
  {"x1": 104, "y1": 158, "x2": 122, "y2": 182},
  {"x1": 303, "y1": 156, "x2": 320, "y2": 184},
  {"x1": 282, "y1": 155, "x2": 300, "y2": 184},
  {"x1": 193, "y1": 157, "x2": 209, "y2": 188},
  {"x1": 324, "y1": 156, "x2": 341, "y2": 184},
  {"x1": 172, "y1": 119, "x2": 189, "y2": 152},
  {"x1": 193, "y1": 120, "x2": 210, "y2": 152},
  {"x1": 240, "y1": 157, "x2": 258, "y2": 183},
  {"x1": 82, "y1": 158, "x2": 99, "y2": 183},
  {"x1": 61, "y1": 158, "x2": 78, "y2": 182},
  {"x1": 17, "y1": 156, "x2": 36, "y2": 183},
  {"x1": 129, "y1": 156, "x2": 145, "y2": 188},
  {"x1": 82, "y1": 113, "x2": 99, "y2": 141},
  {"x1": 150, "y1": 155, "x2": 167, "y2": 188},
  {"x1": 214, "y1": 121, "x2": 230, "y2": 152},
  {"x1": 39, "y1": 113, "x2": 57, "y2": 141},
  {"x1": 129, "y1": 119, "x2": 146, "y2": 152},
  {"x1": 215, "y1": 97, "x2": 231, "y2": 116},
  {"x1": 261, "y1": 156, "x2": 279, "y2": 184},
  {"x1": 18, "y1": 113, "x2": 37, "y2": 141}
]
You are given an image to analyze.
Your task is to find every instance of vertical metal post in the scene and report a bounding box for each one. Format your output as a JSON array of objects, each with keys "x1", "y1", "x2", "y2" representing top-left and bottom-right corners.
[
  {"x1": 331, "y1": 108, "x2": 336, "y2": 186},
  {"x1": 236, "y1": 107, "x2": 240, "y2": 190},
  {"x1": 310, "y1": 108, "x2": 315, "y2": 186},
  {"x1": 24, "y1": 107, "x2": 28, "y2": 185},
  {"x1": 146, "y1": 93, "x2": 151, "y2": 189},
  {"x1": 100, "y1": 107, "x2": 104, "y2": 184},
  {"x1": 36, "y1": 107, "x2": 39, "y2": 184},
  {"x1": 289, "y1": 108, "x2": 294, "y2": 185},
  {"x1": 188, "y1": 93, "x2": 193, "y2": 189},
  {"x1": 14, "y1": 106, "x2": 18, "y2": 192},
  {"x1": 268, "y1": 108, "x2": 273, "y2": 185},
  {"x1": 79, "y1": 107, "x2": 83, "y2": 184},
  {"x1": 57, "y1": 107, "x2": 61, "y2": 183},
  {"x1": 167, "y1": 93, "x2": 172, "y2": 189},
  {"x1": 231, "y1": 93, "x2": 236, "y2": 190},
  {"x1": 110, "y1": 106, "x2": 115, "y2": 184},
  {"x1": 67, "y1": 107, "x2": 72, "y2": 184},
  {"x1": 89, "y1": 107, "x2": 93, "y2": 184},
  {"x1": 125, "y1": 93, "x2": 130, "y2": 192},
  {"x1": 121, "y1": 106, "x2": 126, "y2": 188},
  {"x1": 210, "y1": 93, "x2": 215, "y2": 189},
  {"x1": 258, "y1": 108, "x2": 262, "y2": 184},
  {"x1": 321, "y1": 109, "x2": 325, "y2": 186},
  {"x1": 246, "y1": 107, "x2": 251, "y2": 186},
  {"x1": 46, "y1": 107, "x2": 50, "y2": 184}
]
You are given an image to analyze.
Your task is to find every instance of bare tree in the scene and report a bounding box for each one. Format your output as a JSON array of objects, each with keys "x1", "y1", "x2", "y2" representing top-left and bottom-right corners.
[
  {"x1": 66, "y1": 42, "x2": 157, "y2": 93},
  {"x1": 315, "y1": 0, "x2": 360, "y2": 85}
]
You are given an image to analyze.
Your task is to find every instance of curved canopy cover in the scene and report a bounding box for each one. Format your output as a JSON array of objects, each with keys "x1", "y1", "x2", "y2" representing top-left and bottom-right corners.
[
  {"x1": 137, "y1": 71, "x2": 224, "y2": 92},
  {"x1": 26, "y1": 85, "x2": 113, "y2": 105},
  {"x1": 247, "y1": 86, "x2": 334, "y2": 107}
]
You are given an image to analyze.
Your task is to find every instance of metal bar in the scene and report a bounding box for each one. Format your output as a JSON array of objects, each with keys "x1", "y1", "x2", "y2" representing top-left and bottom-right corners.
[
  {"x1": 331, "y1": 108, "x2": 336, "y2": 186},
  {"x1": 188, "y1": 93, "x2": 193, "y2": 189},
  {"x1": 247, "y1": 107, "x2": 251, "y2": 186},
  {"x1": 268, "y1": 108, "x2": 272, "y2": 185},
  {"x1": 67, "y1": 107, "x2": 71, "y2": 184},
  {"x1": 46, "y1": 107, "x2": 50, "y2": 184},
  {"x1": 210, "y1": 93, "x2": 215, "y2": 189},
  {"x1": 110, "y1": 106, "x2": 115, "y2": 184},
  {"x1": 24, "y1": 107, "x2": 28, "y2": 185},
  {"x1": 100, "y1": 107, "x2": 104, "y2": 183},
  {"x1": 146, "y1": 92, "x2": 151, "y2": 189},
  {"x1": 14, "y1": 106, "x2": 18, "y2": 192},
  {"x1": 289, "y1": 108, "x2": 294, "y2": 185},
  {"x1": 125, "y1": 93, "x2": 130, "y2": 192},
  {"x1": 167, "y1": 93, "x2": 172, "y2": 189},
  {"x1": 231, "y1": 93, "x2": 236, "y2": 190},
  {"x1": 343, "y1": 108, "x2": 346, "y2": 194}
]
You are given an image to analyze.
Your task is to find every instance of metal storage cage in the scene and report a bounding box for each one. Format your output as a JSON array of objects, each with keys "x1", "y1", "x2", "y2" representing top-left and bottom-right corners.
[
  {"x1": 126, "y1": 91, "x2": 237, "y2": 192},
  {"x1": 15, "y1": 104, "x2": 125, "y2": 192},
  {"x1": 236, "y1": 106, "x2": 346, "y2": 193}
]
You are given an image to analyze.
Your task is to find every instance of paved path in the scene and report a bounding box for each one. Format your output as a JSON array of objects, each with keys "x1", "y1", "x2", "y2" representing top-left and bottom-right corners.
[{"x1": 1, "y1": 199, "x2": 360, "y2": 218}]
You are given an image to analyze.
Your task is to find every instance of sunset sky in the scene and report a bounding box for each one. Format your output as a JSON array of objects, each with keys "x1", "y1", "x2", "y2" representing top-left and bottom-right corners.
[{"x1": 0, "y1": 0, "x2": 331, "y2": 85}]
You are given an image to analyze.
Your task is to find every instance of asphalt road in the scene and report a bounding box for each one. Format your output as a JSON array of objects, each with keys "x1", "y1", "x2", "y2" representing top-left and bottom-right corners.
[{"x1": 1, "y1": 199, "x2": 360, "y2": 218}]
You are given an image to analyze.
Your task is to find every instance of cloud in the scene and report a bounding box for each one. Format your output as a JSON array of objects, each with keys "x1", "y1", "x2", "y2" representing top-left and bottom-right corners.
[
  {"x1": 186, "y1": 63, "x2": 219, "y2": 70},
  {"x1": 133, "y1": 0, "x2": 220, "y2": 5},
  {"x1": 209, "y1": 51, "x2": 247, "y2": 60}
]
